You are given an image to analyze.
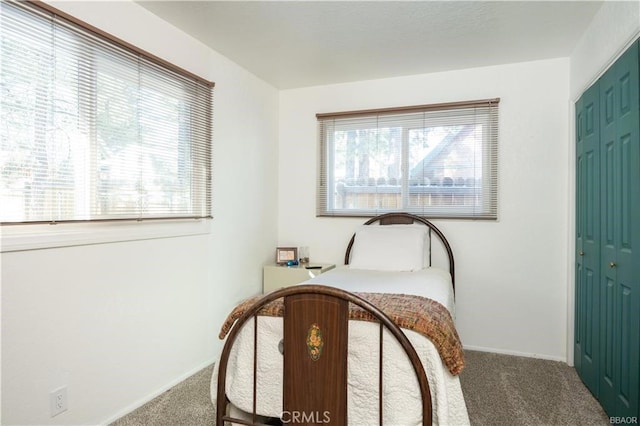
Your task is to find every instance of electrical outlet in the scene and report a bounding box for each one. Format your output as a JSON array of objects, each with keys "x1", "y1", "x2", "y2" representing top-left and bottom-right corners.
[{"x1": 50, "y1": 387, "x2": 68, "y2": 417}]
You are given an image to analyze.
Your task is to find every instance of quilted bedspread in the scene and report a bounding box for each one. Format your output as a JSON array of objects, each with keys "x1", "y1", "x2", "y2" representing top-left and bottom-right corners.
[{"x1": 219, "y1": 291, "x2": 464, "y2": 375}]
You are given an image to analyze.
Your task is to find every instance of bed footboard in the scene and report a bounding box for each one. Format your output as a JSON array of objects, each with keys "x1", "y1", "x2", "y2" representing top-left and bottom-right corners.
[{"x1": 216, "y1": 285, "x2": 433, "y2": 425}]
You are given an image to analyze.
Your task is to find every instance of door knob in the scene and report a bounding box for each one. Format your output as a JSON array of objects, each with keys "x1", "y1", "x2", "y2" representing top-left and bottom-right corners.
[
  {"x1": 578, "y1": 250, "x2": 584, "y2": 256},
  {"x1": 609, "y1": 261, "x2": 616, "y2": 268}
]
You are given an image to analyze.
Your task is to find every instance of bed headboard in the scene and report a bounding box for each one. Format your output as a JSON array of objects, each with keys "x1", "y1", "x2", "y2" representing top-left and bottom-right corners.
[{"x1": 344, "y1": 213, "x2": 455, "y2": 290}]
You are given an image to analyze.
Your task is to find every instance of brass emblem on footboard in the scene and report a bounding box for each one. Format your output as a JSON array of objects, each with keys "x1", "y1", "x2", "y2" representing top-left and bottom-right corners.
[{"x1": 306, "y1": 323, "x2": 323, "y2": 361}]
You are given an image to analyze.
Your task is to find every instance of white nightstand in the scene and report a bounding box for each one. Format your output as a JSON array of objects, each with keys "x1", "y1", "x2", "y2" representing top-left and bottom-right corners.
[{"x1": 263, "y1": 263, "x2": 336, "y2": 293}]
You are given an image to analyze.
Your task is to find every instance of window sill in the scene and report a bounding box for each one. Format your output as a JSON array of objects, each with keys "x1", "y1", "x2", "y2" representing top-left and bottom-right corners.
[{"x1": 0, "y1": 219, "x2": 211, "y2": 253}]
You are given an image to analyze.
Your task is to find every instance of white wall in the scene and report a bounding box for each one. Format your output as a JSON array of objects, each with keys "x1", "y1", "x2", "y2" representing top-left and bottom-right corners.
[
  {"x1": 0, "y1": 1, "x2": 279, "y2": 425},
  {"x1": 569, "y1": 1, "x2": 640, "y2": 100},
  {"x1": 278, "y1": 58, "x2": 571, "y2": 361}
]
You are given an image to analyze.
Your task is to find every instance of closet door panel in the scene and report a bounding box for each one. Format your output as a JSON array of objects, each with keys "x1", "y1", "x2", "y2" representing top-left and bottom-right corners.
[
  {"x1": 602, "y1": 40, "x2": 639, "y2": 418},
  {"x1": 575, "y1": 96, "x2": 584, "y2": 375},
  {"x1": 599, "y1": 68, "x2": 618, "y2": 412},
  {"x1": 575, "y1": 83, "x2": 601, "y2": 396},
  {"x1": 614, "y1": 41, "x2": 639, "y2": 418}
]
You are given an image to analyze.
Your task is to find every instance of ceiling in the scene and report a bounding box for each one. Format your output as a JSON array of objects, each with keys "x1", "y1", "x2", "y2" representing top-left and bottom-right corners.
[{"x1": 137, "y1": 1, "x2": 604, "y2": 89}]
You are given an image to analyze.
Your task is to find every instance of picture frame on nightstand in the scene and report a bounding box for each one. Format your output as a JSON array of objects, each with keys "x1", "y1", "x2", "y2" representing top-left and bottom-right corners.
[{"x1": 275, "y1": 247, "x2": 297, "y2": 265}]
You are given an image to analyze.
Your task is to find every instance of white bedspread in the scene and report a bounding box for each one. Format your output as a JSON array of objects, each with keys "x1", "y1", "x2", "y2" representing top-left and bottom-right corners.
[
  {"x1": 305, "y1": 266, "x2": 455, "y2": 317},
  {"x1": 210, "y1": 267, "x2": 469, "y2": 425}
]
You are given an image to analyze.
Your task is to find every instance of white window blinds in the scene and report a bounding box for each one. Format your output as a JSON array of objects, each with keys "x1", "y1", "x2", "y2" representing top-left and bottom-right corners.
[
  {"x1": 317, "y1": 99, "x2": 499, "y2": 219},
  {"x1": 0, "y1": 1, "x2": 213, "y2": 224}
]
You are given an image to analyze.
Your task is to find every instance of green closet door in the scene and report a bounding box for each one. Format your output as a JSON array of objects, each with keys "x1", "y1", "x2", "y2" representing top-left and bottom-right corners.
[
  {"x1": 575, "y1": 80, "x2": 601, "y2": 397},
  {"x1": 598, "y1": 39, "x2": 639, "y2": 420},
  {"x1": 577, "y1": 39, "x2": 639, "y2": 421}
]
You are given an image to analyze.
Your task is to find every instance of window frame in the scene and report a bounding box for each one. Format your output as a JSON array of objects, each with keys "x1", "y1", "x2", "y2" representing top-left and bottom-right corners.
[
  {"x1": 0, "y1": 219, "x2": 210, "y2": 253},
  {"x1": 0, "y1": 0, "x2": 214, "y2": 226},
  {"x1": 317, "y1": 99, "x2": 499, "y2": 220}
]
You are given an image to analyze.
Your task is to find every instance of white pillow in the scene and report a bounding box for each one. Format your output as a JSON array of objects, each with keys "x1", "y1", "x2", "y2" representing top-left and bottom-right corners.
[{"x1": 349, "y1": 224, "x2": 428, "y2": 271}]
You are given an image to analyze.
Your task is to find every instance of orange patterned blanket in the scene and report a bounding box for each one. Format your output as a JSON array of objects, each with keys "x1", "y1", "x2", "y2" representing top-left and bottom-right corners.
[{"x1": 219, "y1": 291, "x2": 464, "y2": 375}]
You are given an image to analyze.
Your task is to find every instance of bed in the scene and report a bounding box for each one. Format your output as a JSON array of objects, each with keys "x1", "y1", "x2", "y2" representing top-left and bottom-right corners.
[{"x1": 211, "y1": 213, "x2": 469, "y2": 425}]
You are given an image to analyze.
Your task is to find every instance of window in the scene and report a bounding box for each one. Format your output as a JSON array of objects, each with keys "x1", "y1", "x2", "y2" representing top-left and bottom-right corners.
[
  {"x1": 317, "y1": 99, "x2": 499, "y2": 219},
  {"x1": 0, "y1": 1, "x2": 213, "y2": 225}
]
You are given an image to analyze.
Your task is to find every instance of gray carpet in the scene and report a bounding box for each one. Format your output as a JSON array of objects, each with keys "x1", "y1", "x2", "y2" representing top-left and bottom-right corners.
[
  {"x1": 111, "y1": 350, "x2": 609, "y2": 425},
  {"x1": 111, "y1": 364, "x2": 216, "y2": 426},
  {"x1": 460, "y1": 351, "x2": 608, "y2": 425}
]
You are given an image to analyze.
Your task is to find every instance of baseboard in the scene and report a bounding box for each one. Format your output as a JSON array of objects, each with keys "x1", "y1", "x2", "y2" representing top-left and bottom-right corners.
[
  {"x1": 464, "y1": 345, "x2": 567, "y2": 363},
  {"x1": 98, "y1": 357, "x2": 216, "y2": 425}
]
